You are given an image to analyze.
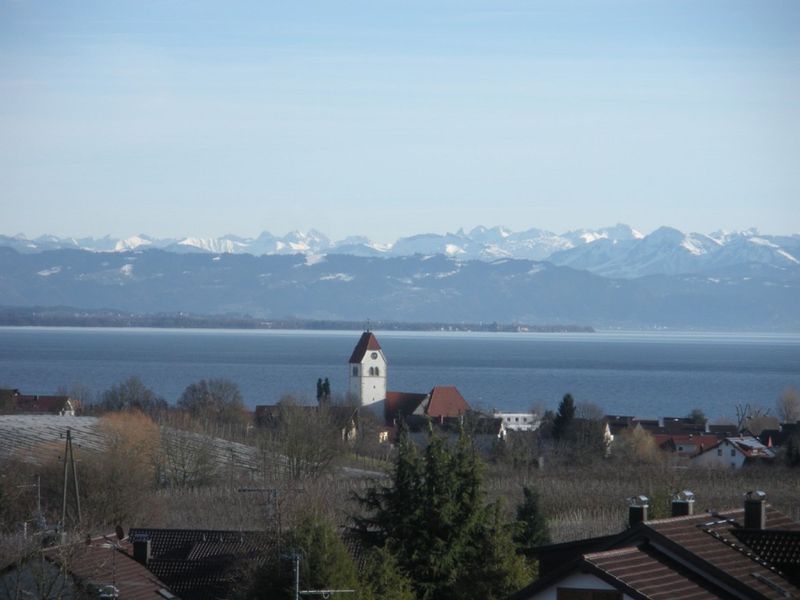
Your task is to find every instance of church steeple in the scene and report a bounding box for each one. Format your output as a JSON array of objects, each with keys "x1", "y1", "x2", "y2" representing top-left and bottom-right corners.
[{"x1": 348, "y1": 331, "x2": 387, "y2": 406}]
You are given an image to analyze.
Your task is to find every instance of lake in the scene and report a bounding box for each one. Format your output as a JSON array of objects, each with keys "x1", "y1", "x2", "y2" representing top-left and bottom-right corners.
[{"x1": 0, "y1": 327, "x2": 798, "y2": 420}]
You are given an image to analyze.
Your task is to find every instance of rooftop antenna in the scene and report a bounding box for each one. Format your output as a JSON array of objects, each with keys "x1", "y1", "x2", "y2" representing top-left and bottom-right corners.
[
  {"x1": 16, "y1": 474, "x2": 43, "y2": 537},
  {"x1": 61, "y1": 428, "x2": 82, "y2": 533},
  {"x1": 289, "y1": 550, "x2": 355, "y2": 599}
]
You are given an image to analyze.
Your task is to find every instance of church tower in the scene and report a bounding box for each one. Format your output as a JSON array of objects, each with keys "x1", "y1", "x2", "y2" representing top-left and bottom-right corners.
[{"x1": 348, "y1": 331, "x2": 387, "y2": 407}]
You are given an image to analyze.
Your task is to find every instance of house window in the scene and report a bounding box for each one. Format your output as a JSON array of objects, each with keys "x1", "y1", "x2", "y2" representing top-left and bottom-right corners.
[
  {"x1": 731, "y1": 449, "x2": 736, "y2": 457},
  {"x1": 557, "y1": 589, "x2": 622, "y2": 600},
  {"x1": 352, "y1": 366, "x2": 358, "y2": 376},
  {"x1": 717, "y1": 449, "x2": 722, "y2": 456}
]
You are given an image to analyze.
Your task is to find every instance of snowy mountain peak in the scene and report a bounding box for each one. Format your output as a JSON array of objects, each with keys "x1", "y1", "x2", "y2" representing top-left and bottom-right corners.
[
  {"x1": 3, "y1": 224, "x2": 798, "y2": 279},
  {"x1": 114, "y1": 235, "x2": 153, "y2": 251}
]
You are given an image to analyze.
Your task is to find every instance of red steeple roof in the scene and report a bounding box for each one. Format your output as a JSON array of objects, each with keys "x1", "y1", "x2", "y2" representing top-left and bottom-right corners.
[{"x1": 348, "y1": 331, "x2": 382, "y2": 364}]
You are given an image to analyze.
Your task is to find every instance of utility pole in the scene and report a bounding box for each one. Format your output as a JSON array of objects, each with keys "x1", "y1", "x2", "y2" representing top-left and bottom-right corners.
[{"x1": 61, "y1": 428, "x2": 82, "y2": 532}]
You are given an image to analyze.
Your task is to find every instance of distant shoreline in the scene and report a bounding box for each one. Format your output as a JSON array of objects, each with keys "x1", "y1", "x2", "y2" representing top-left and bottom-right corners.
[{"x1": 0, "y1": 306, "x2": 594, "y2": 334}]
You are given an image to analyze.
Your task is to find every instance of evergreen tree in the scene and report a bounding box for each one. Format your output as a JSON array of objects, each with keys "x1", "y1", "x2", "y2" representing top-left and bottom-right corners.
[
  {"x1": 552, "y1": 393, "x2": 576, "y2": 441},
  {"x1": 242, "y1": 515, "x2": 359, "y2": 599},
  {"x1": 354, "y1": 421, "x2": 424, "y2": 549},
  {"x1": 455, "y1": 502, "x2": 531, "y2": 599},
  {"x1": 359, "y1": 545, "x2": 416, "y2": 600},
  {"x1": 513, "y1": 485, "x2": 551, "y2": 558},
  {"x1": 353, "y1": 422, "x2": 529, "y2": 600},
  {"x1": 322, "y1": 378, "x2": 331, "y2": 399},
  {"x1": 687, "y1": 408, "x2": 707, "y2": 425},
  {"x1": 316, "y1": 378, "x2": 323, "y2": 402},
  {"x1": 785, "y1": 430, "x2": 800, "y2": 467}
]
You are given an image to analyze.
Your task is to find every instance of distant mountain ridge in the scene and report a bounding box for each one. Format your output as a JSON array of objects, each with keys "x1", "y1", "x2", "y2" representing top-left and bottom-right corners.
[
  {"x1": 2, "y1": 224, "x2": 798, "y2": 279},
  {"x1": 0, "y1": 246, "x2": 797, "y2": 330}
]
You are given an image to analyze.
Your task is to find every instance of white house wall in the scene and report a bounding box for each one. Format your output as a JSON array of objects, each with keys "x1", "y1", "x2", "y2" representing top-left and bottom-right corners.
[
  {"x1": 525, "y1": 572, "x2": 633, "y2": 600},
  {"x1": 495, "y1": 412, "x2": 541, "y2": 431},
  {"x1": 692, "y1": 440, "x2": 747, "y2": 469}
]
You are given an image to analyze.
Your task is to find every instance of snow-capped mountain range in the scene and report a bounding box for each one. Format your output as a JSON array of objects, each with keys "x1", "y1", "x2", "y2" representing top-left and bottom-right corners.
[{"x1": 1, "y1": 225, "x2": 798, "y2": 279}]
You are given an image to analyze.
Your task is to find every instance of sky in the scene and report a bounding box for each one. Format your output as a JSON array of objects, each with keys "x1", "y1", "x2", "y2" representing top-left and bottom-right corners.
[{"x1": 1, "y1": 0, "x2": 798, "y2": 243}]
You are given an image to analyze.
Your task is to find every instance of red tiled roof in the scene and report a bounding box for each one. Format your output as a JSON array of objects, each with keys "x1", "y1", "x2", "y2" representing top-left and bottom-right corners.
[
  {"x1": 652, "y1": 433, "x2": 720, "y2": 455},
  {"x1": 385, "y1": 391, "x2": 428, "y2": 422},
  {"x1": 513, "y1": 506, "x2": 800, "y2": 600},
  {"x1": 646, "y1": 510, "x2": 800, "y2": 599},
  {"x1": 44, "y1": 535, "x2": 172, "y2": 599},
  {"x1": 426, "y1": 386, "x2": 469, "y2": 418},
  {"x1": 14, "y1": 394, "x2": 73, "y2": 414},
  {"x1": 348, "y1": 331, "x2": 382, "y2": 364},
  {"x1": 585, "y1": 545, "x2": 722, "y2": 599}
]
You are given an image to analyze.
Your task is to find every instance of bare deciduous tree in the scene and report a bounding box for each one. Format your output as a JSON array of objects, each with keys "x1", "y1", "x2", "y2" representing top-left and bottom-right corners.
[
  {"x1": 0, "y1": 534, "x2": 90, "y2": 600},
  {"x1": 735, "y1": 402, "x2": 770, "y2": 431},
  {"x1": 256, "y1": 398, "x2": 347, "y2": 482},
  {"x1": 178, "y1": 378, "x2": 248, "y2": 428},
  {"x1": 91, "y1": 376, "x2": 167, "y2": 418},
  {"x1": 776, "y1": 386, "x2": 800, "y2": 424},
  {"x1": 80, "y1": 411, "x2": 163, "y2": 528},
  {"x1": 159, "y1": 426, "x2": 218, "y2": 488}
]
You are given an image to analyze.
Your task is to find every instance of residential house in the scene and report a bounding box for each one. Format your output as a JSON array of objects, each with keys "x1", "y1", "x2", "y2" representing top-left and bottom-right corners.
[
  {"x1": 384, "y1": 386, "x2": 470, "y2": 429},
  {"x1": 651, "y1": 433, "x2": 720, "y2": 457},
  {"x1": 691, "y1": 436, "x2": 776, "y2": 469},
  {"x1": 759, "y1": 422, "x2": 800, "y2": 449},
  {"x1": 127, "y1": 528, "x2": 273, "y2": 600},
  {"x1": 406, "y1": 414, "x2": 506, "y2": 454},
  {"x1": 512, "y1": 491, "x2": 800, "y2": 599},
  {"x1": 494, "y1": 410, "x2": 541, "y2": 432},
  {"x1": 0, "y1": 388, "x2": 79, "y2": 416},
  {"x1": 1, "y1": 534, "x2": 174, "y2": 599}
]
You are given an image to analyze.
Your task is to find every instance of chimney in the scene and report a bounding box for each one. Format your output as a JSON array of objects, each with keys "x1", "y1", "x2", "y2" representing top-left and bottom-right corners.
[
  {"x1": 744, "y1": 490, "x2": 767, "y2": 529},
  {"x1": 628, "y1": 495, "x2": 649, "y2": 527},
  {"x1": 132, "y1": 538, "x2": 151, "y2": 566},
  {"x1": 671, "y1": 490, "x2": 695, "y2": 517}
]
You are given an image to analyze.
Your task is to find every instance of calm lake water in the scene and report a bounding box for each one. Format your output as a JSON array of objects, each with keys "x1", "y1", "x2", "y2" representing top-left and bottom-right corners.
[{"x1": 0, "y1": 327, "x2": 798, "y2": 420}]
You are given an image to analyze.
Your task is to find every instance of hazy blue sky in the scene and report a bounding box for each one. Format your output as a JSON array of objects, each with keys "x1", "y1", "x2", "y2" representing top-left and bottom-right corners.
[{"x1": 1, "y1": 0, "x2": 798, "y2": 242}]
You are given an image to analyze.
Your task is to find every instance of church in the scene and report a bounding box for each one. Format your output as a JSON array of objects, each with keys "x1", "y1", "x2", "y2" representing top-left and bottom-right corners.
[{"x1": 347, "y1": 331, "x2": 470, "y2": 426}]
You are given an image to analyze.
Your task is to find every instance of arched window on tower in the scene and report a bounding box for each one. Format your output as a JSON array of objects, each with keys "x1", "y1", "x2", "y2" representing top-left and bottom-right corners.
[
  {"x1": 352, "y1": 366, "x2": 358, "y2": 376},
  {"x1": 374, "y1": 367, "x2": 380, "y2": 376},
  {"x1": 369, "y1": 367, "x2": 375, "y2": 376}
]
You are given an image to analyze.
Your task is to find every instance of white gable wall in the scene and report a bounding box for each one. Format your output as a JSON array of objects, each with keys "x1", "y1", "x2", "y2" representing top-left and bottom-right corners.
[
  {"x1": 524, "y1": 572, "x2": 632, "y2": 600},
  {"x1": 692, "y1": 439, "x2": 747, "y2": 469}
]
